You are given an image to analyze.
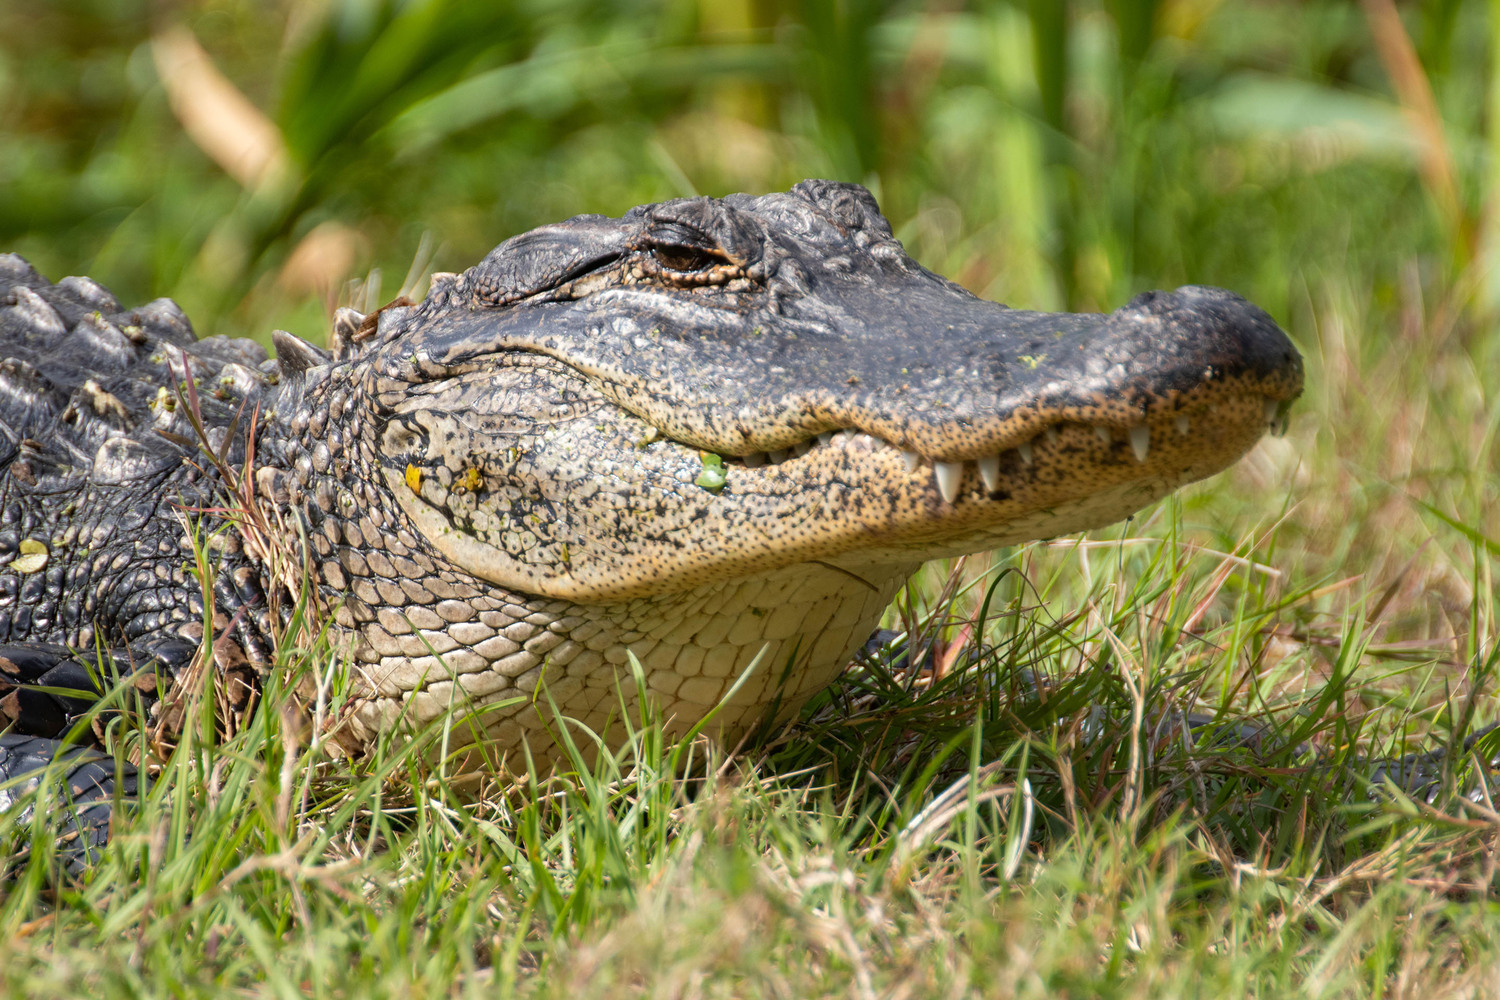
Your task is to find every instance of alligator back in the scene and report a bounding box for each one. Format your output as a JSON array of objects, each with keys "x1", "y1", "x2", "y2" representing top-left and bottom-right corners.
[{"x1": 0, "y1": 254, "x2": 274, "y2": 734}]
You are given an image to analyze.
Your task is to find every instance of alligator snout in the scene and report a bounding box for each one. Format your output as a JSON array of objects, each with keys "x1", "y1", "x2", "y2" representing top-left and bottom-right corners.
[{"x1": 1121, "y1": 284, "x2": 1303, "y2": 392}]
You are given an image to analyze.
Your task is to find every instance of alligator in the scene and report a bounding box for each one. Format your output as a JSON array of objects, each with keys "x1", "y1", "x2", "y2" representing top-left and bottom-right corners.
[{"x1": 0, "y1": 178, "x2": 1434, "y2": 869}]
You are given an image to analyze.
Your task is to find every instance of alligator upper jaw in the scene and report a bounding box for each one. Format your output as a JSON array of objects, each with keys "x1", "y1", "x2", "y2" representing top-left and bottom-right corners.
[{"x1": 401, "y1": 274, "x2": 1302, "y2": 469}]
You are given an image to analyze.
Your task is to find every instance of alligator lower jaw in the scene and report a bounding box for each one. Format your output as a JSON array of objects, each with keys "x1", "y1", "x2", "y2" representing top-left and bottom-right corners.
[
  {"x1": 682, "y1": 388, "x2": 1280, "y2": 579},
  {"x1": 722, "y1": 395, "x2": 1287, "y2": 505},
  {"x1": 709, "y1": 385, "x2": 1279, "y2": 517},
  {"x1": 712, "y1": 380, "x2": 1292, "y2": 503}
]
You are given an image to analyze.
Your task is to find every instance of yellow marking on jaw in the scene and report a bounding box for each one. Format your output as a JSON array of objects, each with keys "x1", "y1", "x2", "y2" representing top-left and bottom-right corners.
[{"x1": 405, "y1": 463, "x2": 422, "y2": 493}]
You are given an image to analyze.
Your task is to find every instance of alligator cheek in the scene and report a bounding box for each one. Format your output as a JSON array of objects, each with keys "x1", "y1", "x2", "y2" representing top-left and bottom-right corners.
[{"x1": 383, "y1": 394, "x2": 783, "y2": 600}]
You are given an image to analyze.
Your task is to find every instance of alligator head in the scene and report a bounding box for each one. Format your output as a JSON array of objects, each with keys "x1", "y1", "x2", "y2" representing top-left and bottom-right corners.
[
  {"x1": 357, "y1": 180, "x2": 1299, "y2": 598},
  {"x1": 269, "y1": 180, "x2": 1301, "y2": 751}
]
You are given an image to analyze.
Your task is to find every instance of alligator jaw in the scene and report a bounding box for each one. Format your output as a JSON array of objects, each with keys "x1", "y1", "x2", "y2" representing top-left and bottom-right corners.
[
  {"x1": 710, "y1": 388, "x2": 1287, "y2": 567},
  {"x1": 371, "y1": 183, "x2": 1301, "y2": 603}
]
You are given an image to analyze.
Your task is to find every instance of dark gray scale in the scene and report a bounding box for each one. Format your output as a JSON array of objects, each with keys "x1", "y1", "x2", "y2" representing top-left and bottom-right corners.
[
  {"x1": 0, "y1": 360, "x2": 68, "y2": 467},
  {"x1": 0, "y1": 732, "x2": 142, "y2": 876}
]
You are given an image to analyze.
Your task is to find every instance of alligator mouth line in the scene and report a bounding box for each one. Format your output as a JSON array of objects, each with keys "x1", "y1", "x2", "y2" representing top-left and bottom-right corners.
[
  {"x1": 694, "y1": 392, "x2": 1292, "y2": 503},
  {"x1": 512, "y1": 352, "x2": 1294, "y2": 507}
]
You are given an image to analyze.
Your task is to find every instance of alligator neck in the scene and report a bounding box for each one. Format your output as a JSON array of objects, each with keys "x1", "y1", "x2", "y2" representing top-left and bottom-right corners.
[{"x1": 334, "y1": 559, "x2": 914, "y2": 754}]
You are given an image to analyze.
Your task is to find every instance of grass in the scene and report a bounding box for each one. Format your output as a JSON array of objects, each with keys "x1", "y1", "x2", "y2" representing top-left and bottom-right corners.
[
  {"x1": 3, "y1": 0, "x2": 1500, "y2": 995},
  {"x1": 2, "y1": 520, "x2": 1498, "y2": 996}
]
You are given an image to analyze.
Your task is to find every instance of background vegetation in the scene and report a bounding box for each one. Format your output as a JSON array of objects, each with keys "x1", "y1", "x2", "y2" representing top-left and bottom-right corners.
[{"x1": 3, "y1": 0, "x2": 1500, "y2": 995}]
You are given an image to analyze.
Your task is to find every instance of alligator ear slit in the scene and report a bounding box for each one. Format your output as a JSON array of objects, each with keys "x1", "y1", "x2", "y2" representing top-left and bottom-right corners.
[{"x1": 272, "y1": 329, "x2": 332, "y2": 375}]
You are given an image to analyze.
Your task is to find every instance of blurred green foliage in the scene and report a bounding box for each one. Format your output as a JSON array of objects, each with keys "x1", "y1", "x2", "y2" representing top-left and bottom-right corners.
[{"x1": 0, "y1": 0, "x2": 1489, "y2": 348}]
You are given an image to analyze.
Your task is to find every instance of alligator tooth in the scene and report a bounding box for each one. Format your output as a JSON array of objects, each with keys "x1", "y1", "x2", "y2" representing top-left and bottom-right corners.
[
  {"x1": 977, "y1": 455, "x2": 1001, "y2": 491},
  {"x1": 1094, "y1": 425, "x2": 1112, "y2": 444},
  {"x1": 902, "y1": 450, "x2": 921, "y2": 473},
  {"x1": 1263, "y1": 398, "x2": 1279, "y2": 424},
  {"x1": 769, "y1": 449, "x2": 789, "y2": 464},
  {"x1": 1129, "y1": 426, "x2": 1150, "y2": 463},
  {"x1": 743, "y1": 453, "x2": 766, "y2": 468},
  {"x1": 934, "y1": 461, "x2": 964, "y2": 503},
  {"x1": 1044, "y1": 427, "x2": 1060, "y2": 445},
  {"x1": 1017, "y1": 441, "x2": 1033, "y2": 465},
  {"x1": 793, "y1": 440, "x2": 813, "y2": 457},
  {"x1": 1175, "y1": 415, "x2": 1190, "y2": 436},
  {"x1": 817, "y1": 431, "x2": 835, "y2": 445}
]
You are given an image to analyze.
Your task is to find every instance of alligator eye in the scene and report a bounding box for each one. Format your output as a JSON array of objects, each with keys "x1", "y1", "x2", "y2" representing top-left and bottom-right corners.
[{"x1": 650, "y1": 244, "x2": 722, "y2": 273}]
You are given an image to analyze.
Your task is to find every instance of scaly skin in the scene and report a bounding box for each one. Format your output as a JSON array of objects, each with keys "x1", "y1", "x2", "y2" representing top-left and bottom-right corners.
[{"x1": 0, "y1": 180, "x2": 1300, "y2": 781}]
